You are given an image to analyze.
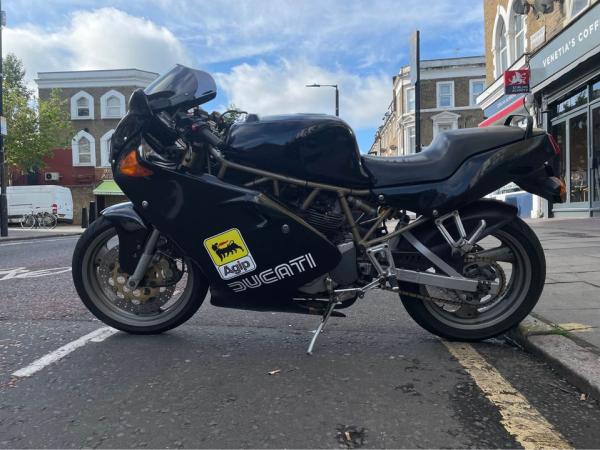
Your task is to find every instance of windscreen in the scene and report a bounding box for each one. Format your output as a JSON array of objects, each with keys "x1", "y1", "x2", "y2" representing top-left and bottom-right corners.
[{"x1": 144, "y1": 65, "x2": 217, "y2": 110}]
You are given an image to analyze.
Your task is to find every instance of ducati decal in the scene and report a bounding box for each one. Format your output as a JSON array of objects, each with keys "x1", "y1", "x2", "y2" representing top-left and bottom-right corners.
[
  {"x1": 227, "y1": 253, "x2": 316, "y2": 292},
  {"x1": 204, "y1": 228, "x2": 257, "y2": 280}
]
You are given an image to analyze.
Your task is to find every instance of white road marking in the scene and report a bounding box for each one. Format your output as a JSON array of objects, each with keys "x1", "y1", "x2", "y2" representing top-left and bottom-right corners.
[
  {"x1": 12, "y1": 327, "x2": 118, "y2": 378},
  {"x1": 0, "y1": 236, "x2": 78, "y2": 247},
  {"x1": 0, "y1": 266, "x2": 72, "y2": 281},
  {"x1": 444, "y1": 341, "x2": 571, "y2": 449}
]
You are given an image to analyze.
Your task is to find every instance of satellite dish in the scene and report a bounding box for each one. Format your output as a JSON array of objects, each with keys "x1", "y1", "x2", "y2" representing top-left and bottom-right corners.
[
  {"x1": 513, "y1": 0, "x2": 530, "y2": 14},
  {"x1": 534, "y1": 0, "x2": 555, "y2": 14}
]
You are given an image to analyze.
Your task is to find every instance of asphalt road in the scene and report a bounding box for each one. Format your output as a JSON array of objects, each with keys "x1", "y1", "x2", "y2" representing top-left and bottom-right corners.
[{"x1": 1, "y1": 235, "x2": 600, "y2": 448}]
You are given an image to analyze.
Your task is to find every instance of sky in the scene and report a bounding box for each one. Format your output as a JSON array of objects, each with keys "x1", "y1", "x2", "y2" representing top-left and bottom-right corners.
[{"x1": 3, "y1": 0, "x2": 484, "y2": 152}]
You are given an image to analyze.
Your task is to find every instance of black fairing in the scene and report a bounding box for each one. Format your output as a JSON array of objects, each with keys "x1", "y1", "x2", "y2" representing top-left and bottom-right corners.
[{"x1": 224, "y1": 114, "x2": 371, "y2": 188}]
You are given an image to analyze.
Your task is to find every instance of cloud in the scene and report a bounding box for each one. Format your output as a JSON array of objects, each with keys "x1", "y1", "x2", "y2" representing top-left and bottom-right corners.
[
  {"x1": 4, "y1": 7, "x2": 192, "y2": 82},
  {"x1": 216, "y1": 59, "x2": 390, "y2": 131}
]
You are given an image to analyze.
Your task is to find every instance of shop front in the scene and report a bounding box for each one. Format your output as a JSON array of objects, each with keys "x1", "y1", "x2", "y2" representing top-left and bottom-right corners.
[{"x1": 530, "y1": 2, "x2": 600, "y2": 217}]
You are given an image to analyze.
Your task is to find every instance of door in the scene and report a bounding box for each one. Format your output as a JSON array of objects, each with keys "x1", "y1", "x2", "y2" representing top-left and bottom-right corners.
[
  {"x1": 592, "y1": 105, "x2": 600, "y2": 210},
  {"x1": 551, "y1": 111, "x2": 589, "y2": 210}
]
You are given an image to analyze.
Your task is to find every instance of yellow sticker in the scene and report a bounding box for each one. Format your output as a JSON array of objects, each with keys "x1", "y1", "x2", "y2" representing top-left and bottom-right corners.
[{"x1": 203, "y1": 228, "x2": 256, "y2": 280}]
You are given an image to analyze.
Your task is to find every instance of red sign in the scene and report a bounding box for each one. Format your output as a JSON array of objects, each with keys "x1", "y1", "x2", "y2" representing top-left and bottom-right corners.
[{"x1": 504, "y1": 68, "x2": 530, "y2": 95}]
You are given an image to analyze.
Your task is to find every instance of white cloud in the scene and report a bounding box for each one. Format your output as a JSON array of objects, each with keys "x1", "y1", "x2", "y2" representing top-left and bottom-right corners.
[
  {"x1": 4, "y1": 7, "x2": 192, "y2": 82},
  {"x1": 216, "y1": 59, "x2": 390, "y2": 131}
]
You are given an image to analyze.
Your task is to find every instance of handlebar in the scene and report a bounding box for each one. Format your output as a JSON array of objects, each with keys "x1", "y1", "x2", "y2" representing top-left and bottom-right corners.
[{"x1": 192, "y1": 123, "x2": 223, "y2": 148}]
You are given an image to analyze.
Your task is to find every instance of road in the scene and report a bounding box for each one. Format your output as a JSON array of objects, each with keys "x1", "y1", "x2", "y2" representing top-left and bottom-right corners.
[{"x1": 1, "y1": 235, "x2": 600, "y2": 448}]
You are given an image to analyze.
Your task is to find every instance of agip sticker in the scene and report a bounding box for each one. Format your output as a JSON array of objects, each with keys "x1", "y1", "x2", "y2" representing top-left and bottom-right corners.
[{"x1": 204, "y1": 228, "x2": 256, "y2": 280}]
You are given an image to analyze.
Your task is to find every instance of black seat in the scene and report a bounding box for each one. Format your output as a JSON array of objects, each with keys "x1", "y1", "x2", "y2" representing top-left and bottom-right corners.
[{"x1": 362, "y1": 126, "x2": 527, "y2": 187}]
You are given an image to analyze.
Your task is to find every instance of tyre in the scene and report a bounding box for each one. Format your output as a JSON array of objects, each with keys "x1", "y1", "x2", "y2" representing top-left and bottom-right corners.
[
  {"x1": 72, "y1": 216, "x2": 209, "y2": 334},
  {"x1": 20, "y1": 214, "x2": 35, "y2": 229},
  {"x1": 399, "y1": 216, "x2": 545, "y2": 341}
]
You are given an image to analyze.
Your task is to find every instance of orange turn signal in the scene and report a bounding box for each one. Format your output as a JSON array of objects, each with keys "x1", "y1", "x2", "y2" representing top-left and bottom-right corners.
[{"x1": 118, "y1": 149, "x2": 153, "y2": 177}]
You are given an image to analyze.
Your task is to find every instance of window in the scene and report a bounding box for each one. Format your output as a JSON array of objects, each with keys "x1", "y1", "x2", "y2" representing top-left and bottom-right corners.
[
  {"x1": 514, "y1": 14, "x2": 525, "y2": 59},
  {"x1": 106, "y1": 97, "x2": 120, "y2": 117},
  {"x1": 437, "y1": 81, "x2": 454, "y2": 108},
  {"x1": 432, "y1": 111, "x2": 460, "y2": 138},
  {"x1": 496, "y1": 16, "x2": 509, "y2": 77},
  {"x1": 72, "y1": 130, "x2": 96, "y2": 166},
  {"x1": 77, "y1": 97, "x2": 89, "y2": 117},
  {"x1": 470, "y1": 79, "x2": 485, "y2": 106},
  {"x1": 405, "y1": 126, "x2": 416, "y2": 154},
  {"x1": 100, "y1": 129, "x2": 115, "y2": 167},
  {"x1": 569, "y1": 0, "x2": 589, "y2": 19},
  {"x1": 100, "y1": 90, "x2": 126, "y2": 119},
  {"x1": 78, "y1": 138, "x2": 91, "y2": 164},
  {"x1": 405, "y1": 87, "x2": 415, "y2": 113},
  {"x1": 70, "y1": 91, "x2": 94, "y2": 120}
]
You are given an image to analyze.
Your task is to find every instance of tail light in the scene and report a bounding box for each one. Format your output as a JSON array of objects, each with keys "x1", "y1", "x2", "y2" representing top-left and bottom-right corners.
[
  {"x1": 52, "y1": 203, "x2": 58, "y2": 214},
  {"x1": 548, "y1": 133, "x2": 561, "y2": 155},
  {"x1": 118, "y1": 148, "x2": 154, "y2": 177}
]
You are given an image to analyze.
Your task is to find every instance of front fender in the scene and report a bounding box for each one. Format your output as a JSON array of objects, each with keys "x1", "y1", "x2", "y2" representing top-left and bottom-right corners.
[{"x1": 101, "y1": 202, "x2": 149, "y2": 273}]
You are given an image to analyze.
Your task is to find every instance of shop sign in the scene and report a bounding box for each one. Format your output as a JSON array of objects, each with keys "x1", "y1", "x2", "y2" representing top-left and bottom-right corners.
[
  {"x1": 530, "y1": 26, "x2": 546, "y2": 51},
  {"x1": 504, "y1": 68, "x2": 530, "y2": 94},
  {"x1": 530, "y1": 2, "x2": 600, "y2": 88}
]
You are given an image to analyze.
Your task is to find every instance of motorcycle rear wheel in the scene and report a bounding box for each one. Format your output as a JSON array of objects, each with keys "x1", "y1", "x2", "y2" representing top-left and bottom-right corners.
[
  {"x1": 399, "y1": 216, "x2": 545, "y2": 341},
  {"x1": 72, "y1": 216, "x2": 208, "y2": 334}
]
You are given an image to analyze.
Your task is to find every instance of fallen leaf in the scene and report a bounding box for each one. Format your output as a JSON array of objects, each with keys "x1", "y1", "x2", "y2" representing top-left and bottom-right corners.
[
  {"x1": 268, "y1": 369, "x2": 281, "y2": 375},
  {"x1": 580, "y1": 393, "x2": 588, "y2": 401}
]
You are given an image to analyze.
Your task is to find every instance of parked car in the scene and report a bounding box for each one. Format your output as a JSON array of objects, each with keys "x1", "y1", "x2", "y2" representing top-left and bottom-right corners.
[{"x1": 7, "y1": 185, "x2": 74, "y2": 223}]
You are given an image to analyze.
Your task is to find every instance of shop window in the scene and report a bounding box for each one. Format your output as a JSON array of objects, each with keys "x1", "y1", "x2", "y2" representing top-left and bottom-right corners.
[
  {"x1": 437, "y1": 81, "x2": 454, "y2": 108},
  {"x1": 569, "y1": 112, "x2": 589, "y2": 203},
  {"x1": 553, "y1": 87, "x2": 589, "y2": 116},
  {"x1": 470, "y1": 79, "x2": 485, "y2": 106},
  {"x1": 592, "y1": 79, "x2": 600, "y2": 101}
]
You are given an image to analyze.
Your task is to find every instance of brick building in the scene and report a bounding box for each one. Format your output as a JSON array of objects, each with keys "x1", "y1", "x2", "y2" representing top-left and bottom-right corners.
[
  {"x1": 33, "y1": 69, "x2": 158, "y2": 223},
  {"x1": 369, "y1": 57, "x2": 486, "y2": 156},
  {"x1": 478, "y1": 0, "x2": 600, "y2": 218}
]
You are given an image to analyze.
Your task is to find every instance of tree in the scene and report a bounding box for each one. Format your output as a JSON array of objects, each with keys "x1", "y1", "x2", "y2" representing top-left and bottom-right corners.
[{"x1": 3, "y1": 53, "x2": 72, "y2": 179}]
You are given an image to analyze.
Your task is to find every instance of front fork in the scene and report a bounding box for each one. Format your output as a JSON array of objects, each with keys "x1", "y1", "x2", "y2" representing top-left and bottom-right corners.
[{"x1": 126, "y1": 228, "x2": 161, "y2": 290}]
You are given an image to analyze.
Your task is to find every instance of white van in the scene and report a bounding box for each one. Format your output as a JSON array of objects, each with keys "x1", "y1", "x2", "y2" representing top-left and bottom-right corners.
[{"x1": 7, "y1": 185, "x2": 74, "y2": 223}]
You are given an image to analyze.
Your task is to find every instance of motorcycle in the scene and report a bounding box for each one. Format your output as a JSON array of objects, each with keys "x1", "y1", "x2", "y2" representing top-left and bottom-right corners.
[{"x1": 72, "y1": 65, "x2": 565, "y2": 354}]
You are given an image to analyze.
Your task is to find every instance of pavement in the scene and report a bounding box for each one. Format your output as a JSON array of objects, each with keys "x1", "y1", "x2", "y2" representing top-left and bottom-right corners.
[
  {"x1": 0, "y1": 224, "x2": 83, "y2": 242},
  {"x1": 509, "y1": 218, "x2": 600, "y2": 401},
  {"x1": 1, "y1": 219, "x2": 600, "y2": 447}
]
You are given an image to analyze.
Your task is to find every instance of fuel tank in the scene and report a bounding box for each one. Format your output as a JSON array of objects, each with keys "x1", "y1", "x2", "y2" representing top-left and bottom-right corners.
[{"x1": 224, "y1": 114, "x2": 371, "y2": 189}]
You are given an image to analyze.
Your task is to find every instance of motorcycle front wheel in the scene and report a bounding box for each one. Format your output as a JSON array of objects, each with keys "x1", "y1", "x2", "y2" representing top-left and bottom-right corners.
[
  {"x1": 72, "y1": 216, "x2": 208, "y2": 334},
  {"x1": 399, "y1": 216, "x2": 545, "y2": 341}
]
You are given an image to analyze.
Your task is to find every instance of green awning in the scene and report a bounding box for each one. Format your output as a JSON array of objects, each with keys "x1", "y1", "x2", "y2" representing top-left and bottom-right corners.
[{"x1": 93, "y1": 180, "x2": 124, "y2": 196}]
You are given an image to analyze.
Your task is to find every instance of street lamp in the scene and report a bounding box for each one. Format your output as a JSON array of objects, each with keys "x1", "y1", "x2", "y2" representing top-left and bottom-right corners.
[{"x1": 305, "y1": 83, "x2": 339, "y2": 117}]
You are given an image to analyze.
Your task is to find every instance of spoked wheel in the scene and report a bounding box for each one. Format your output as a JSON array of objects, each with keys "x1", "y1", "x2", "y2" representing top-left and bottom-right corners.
[
  {"x1": 400, "y1": 216, "x2": 545, "y2": 341},
  {"x1": 72, "y1": 217, "x2": 208, "y2": 334},
  {"x1": 20, "y1": 214, "x2": 36, "y2": 229}
]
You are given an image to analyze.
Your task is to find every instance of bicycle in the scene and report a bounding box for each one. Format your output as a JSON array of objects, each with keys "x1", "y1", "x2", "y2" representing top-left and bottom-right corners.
[{"x1": 19, "y1": 208, "x2": 58, "y2": 230}]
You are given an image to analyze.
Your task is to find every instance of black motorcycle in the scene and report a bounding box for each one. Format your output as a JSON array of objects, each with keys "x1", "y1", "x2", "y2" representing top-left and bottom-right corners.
[{"x1": 72, "y1": 65, "x2": 565, "y2": 353}]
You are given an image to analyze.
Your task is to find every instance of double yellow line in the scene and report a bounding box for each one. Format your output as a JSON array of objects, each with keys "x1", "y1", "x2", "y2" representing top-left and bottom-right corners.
[{"x1": 444, "y1": 342, "x2": 571, "y2": 450}]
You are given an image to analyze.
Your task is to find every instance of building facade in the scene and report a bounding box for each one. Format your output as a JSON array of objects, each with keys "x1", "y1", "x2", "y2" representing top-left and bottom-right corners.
[
  {"x1": 478, "y1": 0, "x2": 600, "y2": 218},
  {"x1": 34, "y1": 69, "x2": 158, "y2": 223},
  {"x1": 369, "y1": 57, "x2": 486, "y2": 156}
]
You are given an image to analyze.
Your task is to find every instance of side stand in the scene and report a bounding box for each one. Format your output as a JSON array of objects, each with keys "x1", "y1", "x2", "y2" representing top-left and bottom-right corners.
[{"x1": 306, "y1": 298, "x2": 337, "y2": 355}]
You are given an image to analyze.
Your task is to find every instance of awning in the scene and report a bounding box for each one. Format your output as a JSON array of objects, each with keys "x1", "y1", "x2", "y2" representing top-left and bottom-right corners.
[
  {"x1": 479, "y1": 96, "x2": 526, "y2": 128},
  {"x1": 93, "y1": 180, "x2": 124, "y2": 196}
]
